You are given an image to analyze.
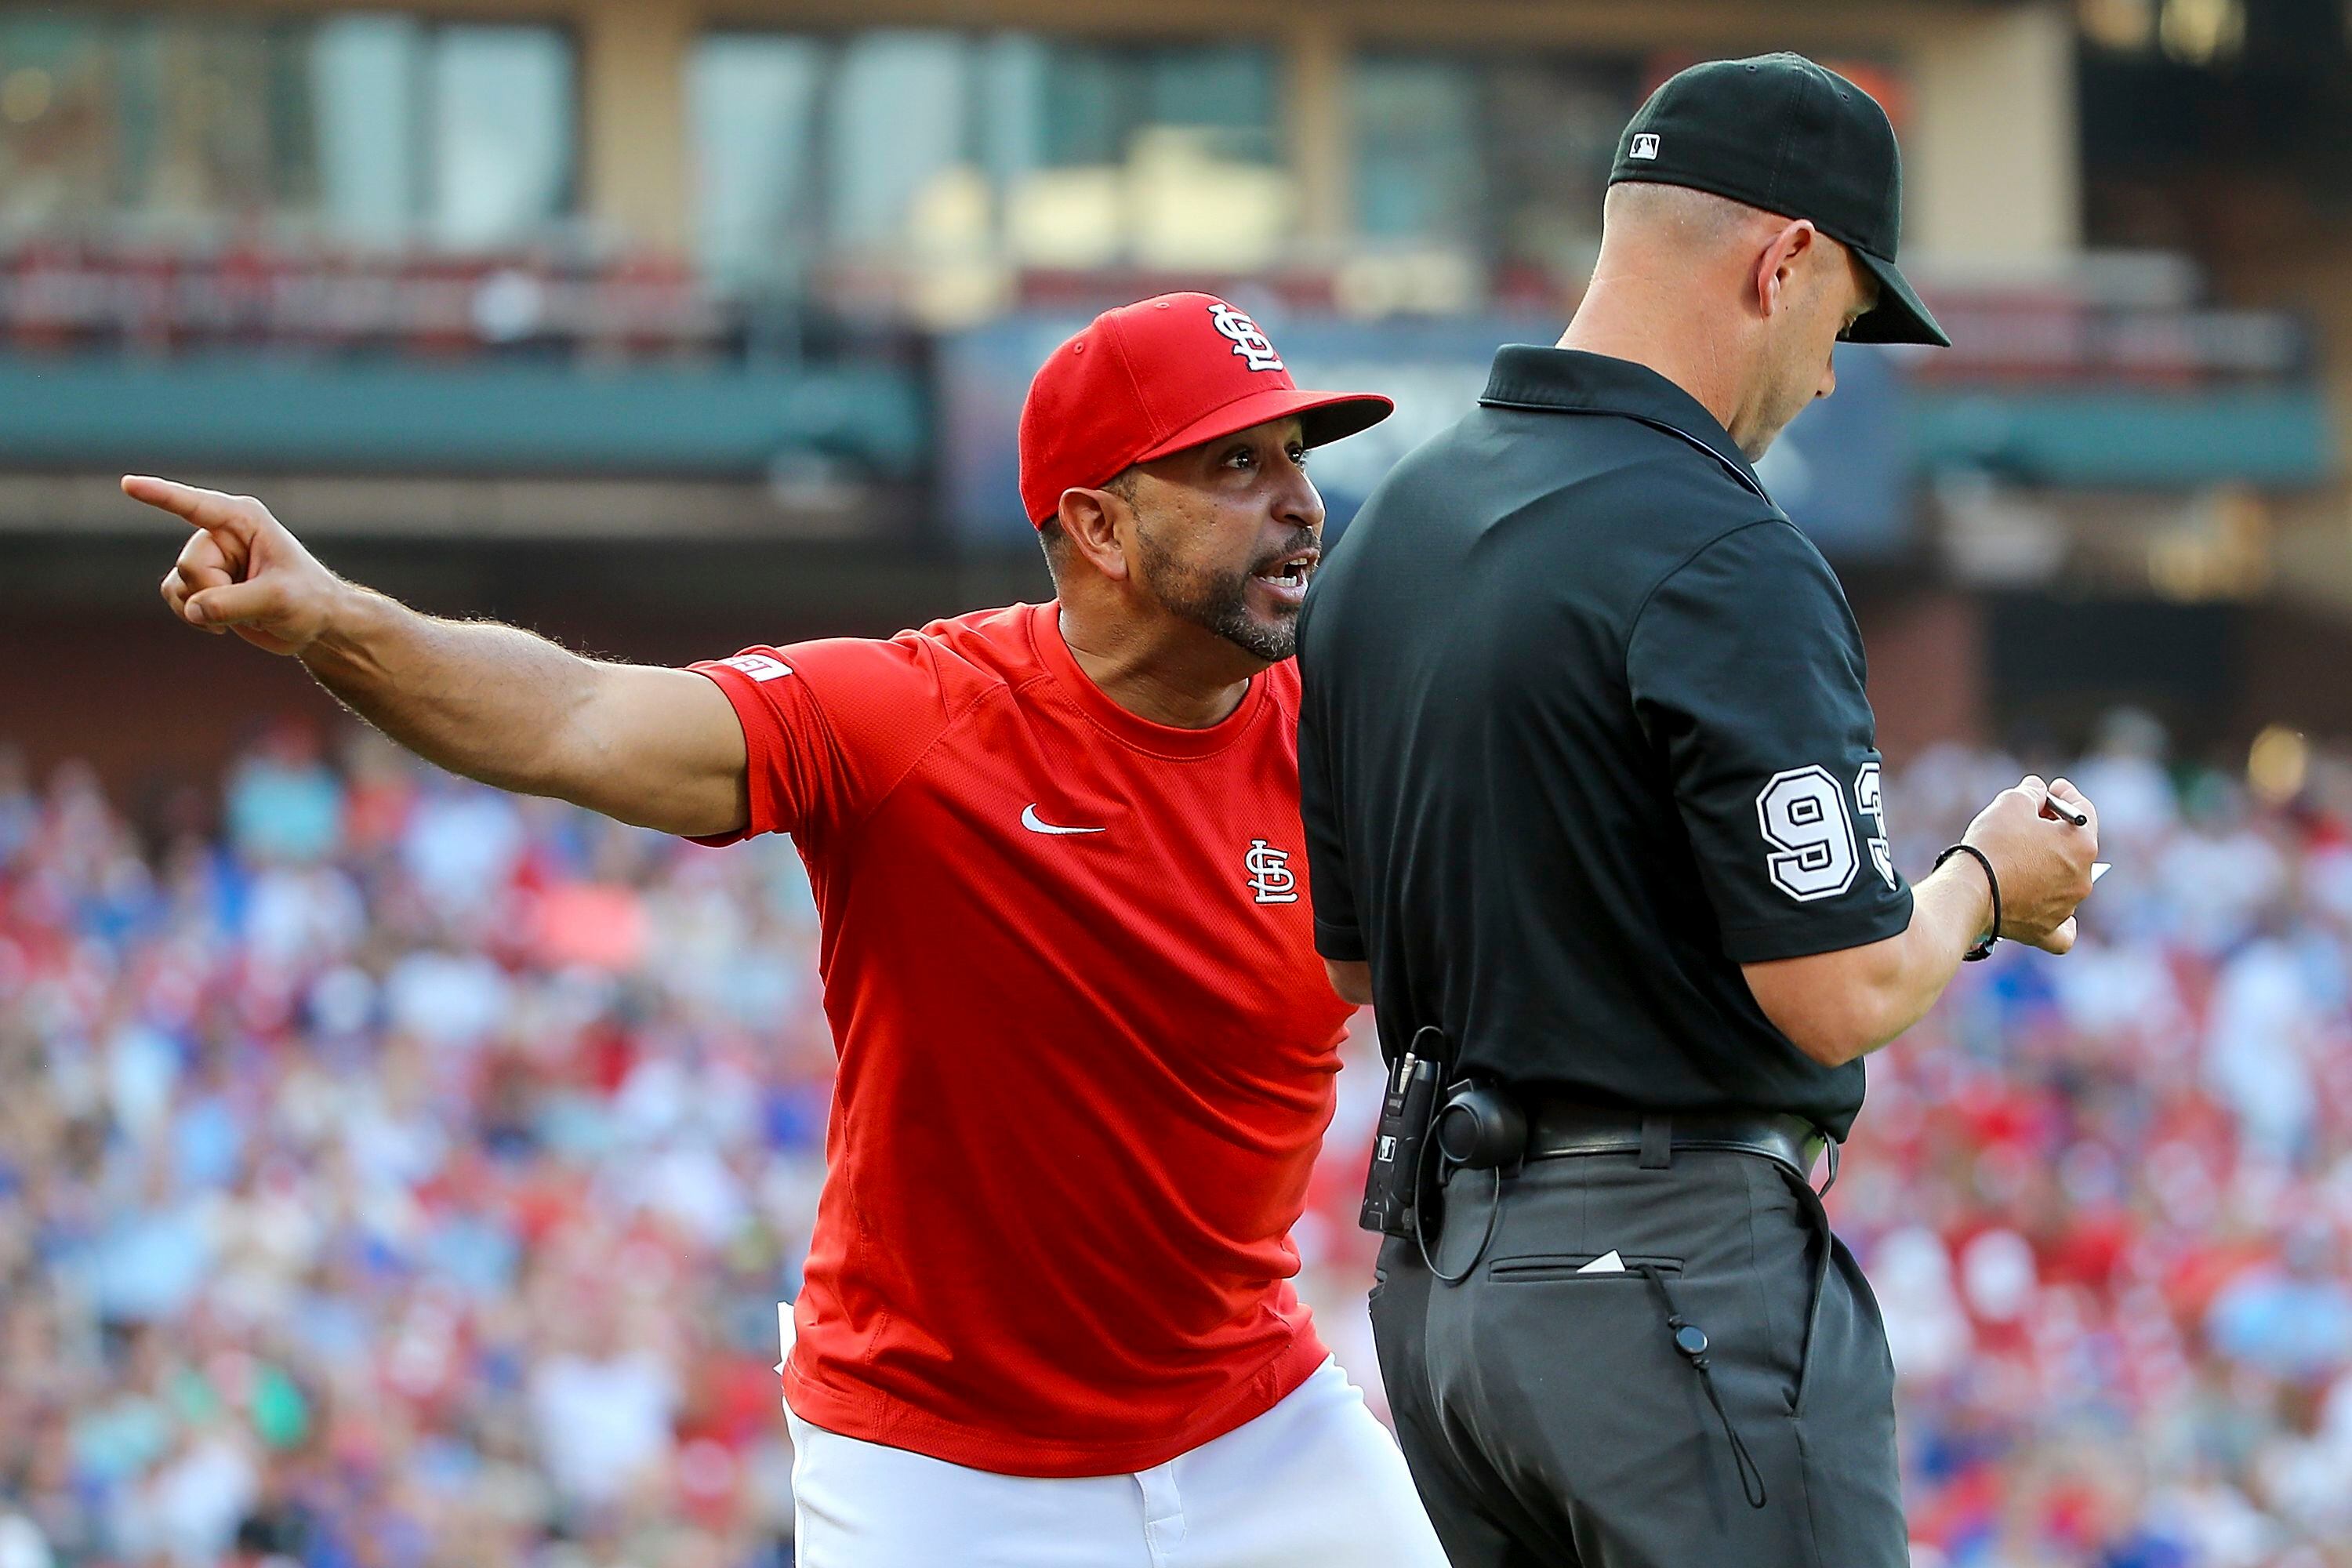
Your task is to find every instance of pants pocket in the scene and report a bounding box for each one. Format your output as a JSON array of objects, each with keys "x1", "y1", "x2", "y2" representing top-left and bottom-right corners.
[
  {"x1": 1487, "y1": 1252, "x2": 1683, "y2": 1282},
  {"x1": 1778, "y1": 1171, "x2": 1837, "y2": 1418}
]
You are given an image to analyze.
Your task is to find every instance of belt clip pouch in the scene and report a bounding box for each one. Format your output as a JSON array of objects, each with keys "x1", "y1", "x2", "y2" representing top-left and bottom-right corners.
[
  {"x1": 1359, "y1": 1028, "x2": 1446, "y2": 1236},
  {"x1": 1435, "y1": 1080, "x2": 1527, "y2": 1171}
]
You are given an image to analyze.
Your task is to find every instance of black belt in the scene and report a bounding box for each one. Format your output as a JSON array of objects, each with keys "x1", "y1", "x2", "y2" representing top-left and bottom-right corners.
[{"x1": 1522, "y1": 1100, "x2": 1835, "y2": 1189}]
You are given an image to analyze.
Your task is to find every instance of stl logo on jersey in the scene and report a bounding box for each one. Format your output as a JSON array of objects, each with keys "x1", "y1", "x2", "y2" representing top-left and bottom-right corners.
[
  {"x1": 1208, "y1": 303, "x2": 1284, "y2": 372},
  {"x1": 1245, "y1": 838, "x2": 1299, "y2": 904}
]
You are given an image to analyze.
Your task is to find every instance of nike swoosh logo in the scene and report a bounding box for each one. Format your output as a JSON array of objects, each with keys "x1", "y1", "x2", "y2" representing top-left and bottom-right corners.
[{"x1": 1021, "y1": 804, "x2": 1105, "y2": 836}]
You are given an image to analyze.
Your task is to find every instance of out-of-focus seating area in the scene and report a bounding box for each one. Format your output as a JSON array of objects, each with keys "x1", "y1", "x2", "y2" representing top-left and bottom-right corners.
[{"x1": 6, "y1": 715, "x2": 2352, "y2": 1566}]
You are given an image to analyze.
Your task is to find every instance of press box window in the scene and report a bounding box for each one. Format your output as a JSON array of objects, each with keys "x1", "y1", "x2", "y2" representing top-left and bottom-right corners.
[
  {"x1": 688, "y1": 30, "x2": 1285, "y2": 313},
  {"x1": 1345, "y1": 52, "x2": 1637, "y2": 308},
  {"x1": 0, "y1": 9, "x2": 576, "y2": 248}
]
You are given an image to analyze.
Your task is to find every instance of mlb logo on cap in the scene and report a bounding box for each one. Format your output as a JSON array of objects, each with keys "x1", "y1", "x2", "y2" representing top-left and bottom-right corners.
[{"x1": 1629, "y1": 133, "x2": 1661, "y2": 160}]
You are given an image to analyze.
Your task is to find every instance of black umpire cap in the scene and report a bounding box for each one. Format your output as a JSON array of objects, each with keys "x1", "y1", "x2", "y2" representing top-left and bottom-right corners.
[{"x1": 1609, "y1": 53, "x2": 1951, "y2": 348}]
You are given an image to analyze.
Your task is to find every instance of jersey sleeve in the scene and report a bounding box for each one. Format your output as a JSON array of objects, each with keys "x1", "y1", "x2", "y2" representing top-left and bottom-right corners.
[
  {"x1": 685, "y1": 635, "x2": 961, "y2": 845},
  {"x1": 1294, "y1": 678, "x2": 1363, "y2": 962},
  {"x1": 1625, "y1": 520, "x2": 1913, "y2": 964}
]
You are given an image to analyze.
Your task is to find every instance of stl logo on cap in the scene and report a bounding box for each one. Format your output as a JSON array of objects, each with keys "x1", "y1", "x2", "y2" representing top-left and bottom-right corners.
[
  {"x1": 1014, "y1": 291, "x2": 1391, "y2": 528},
  {"x1": 1208, "y1": 302, "x2": 1284, "y2": 373}
]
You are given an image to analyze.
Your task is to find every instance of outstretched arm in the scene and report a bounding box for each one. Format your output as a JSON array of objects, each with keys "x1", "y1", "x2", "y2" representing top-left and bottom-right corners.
[{"x1": 131, "y1": 476, "x2": 749, "y2": 839}]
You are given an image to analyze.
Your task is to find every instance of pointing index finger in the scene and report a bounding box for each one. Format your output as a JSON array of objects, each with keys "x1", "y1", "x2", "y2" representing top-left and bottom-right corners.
[{"x1": 121, "y1": 475, "x2": 262, "y2": 542}]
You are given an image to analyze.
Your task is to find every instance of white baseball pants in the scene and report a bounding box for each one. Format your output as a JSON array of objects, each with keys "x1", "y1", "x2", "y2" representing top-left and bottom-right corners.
[{"x1": 785, "y1": 1358, "x2": 1451, "y2": 1567}]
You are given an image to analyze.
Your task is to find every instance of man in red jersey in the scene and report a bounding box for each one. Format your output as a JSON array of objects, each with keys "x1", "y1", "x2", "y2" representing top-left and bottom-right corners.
[{"x1": 129, "y1": 293, "x2": 1450, "y2": 1566}]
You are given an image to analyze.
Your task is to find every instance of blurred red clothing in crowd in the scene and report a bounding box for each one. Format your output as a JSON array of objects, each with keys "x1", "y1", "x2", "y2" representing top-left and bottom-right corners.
[{"x1": 3, "y1": 720, "x2": 2352, "y2": 1566}]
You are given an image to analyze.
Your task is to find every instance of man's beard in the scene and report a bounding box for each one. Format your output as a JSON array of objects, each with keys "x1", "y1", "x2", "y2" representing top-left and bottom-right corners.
[{"x1": 1135, "y1": 526, "x2": 1312, "y2": 663}]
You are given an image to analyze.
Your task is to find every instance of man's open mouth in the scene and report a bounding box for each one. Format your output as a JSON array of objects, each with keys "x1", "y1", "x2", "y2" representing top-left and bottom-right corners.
[{"x1": 1254, "y1": 548, "x2": 1318, "y2": 590}]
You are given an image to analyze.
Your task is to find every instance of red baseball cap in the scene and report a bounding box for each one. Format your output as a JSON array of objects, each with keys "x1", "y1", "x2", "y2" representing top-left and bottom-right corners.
[{"x1": 1018, "y1": 292, "x2": 1394, "y2": 528}]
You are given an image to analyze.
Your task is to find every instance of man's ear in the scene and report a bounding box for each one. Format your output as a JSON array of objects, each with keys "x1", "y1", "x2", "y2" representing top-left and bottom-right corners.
[
  {"x1": 1753, "y1": 219, "x2": 1820, "y2": 322},
  {"x1": 1057, "y1": 486, "x2": 1133, "y2": 584}
]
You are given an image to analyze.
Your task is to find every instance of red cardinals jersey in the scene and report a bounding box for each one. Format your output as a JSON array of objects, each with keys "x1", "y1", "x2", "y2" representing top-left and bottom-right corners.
[{"x1": 688, "y1": 602, "x2": 1353, "y2": 1477}]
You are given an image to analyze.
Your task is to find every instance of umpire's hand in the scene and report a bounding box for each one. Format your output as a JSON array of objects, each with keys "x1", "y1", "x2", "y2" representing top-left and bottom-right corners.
[{"x1": 1962, "y1": 776, "x2": 2100, "y2": 953}]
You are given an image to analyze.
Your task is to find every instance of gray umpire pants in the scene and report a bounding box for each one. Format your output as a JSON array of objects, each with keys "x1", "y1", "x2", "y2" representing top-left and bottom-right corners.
[{"x1": 1367, "y1": 1144, "x2": 1909, "y2": 1567}]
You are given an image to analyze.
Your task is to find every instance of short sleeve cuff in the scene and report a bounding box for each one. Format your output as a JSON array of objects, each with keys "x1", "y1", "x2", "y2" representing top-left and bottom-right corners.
[
  {"x1": 682, "y1": 662, "x2": 773, "y2": 846},
  {"x1": 1313, "y1": 919, "x2": 1367, "y2": 963},
  {"x1": 1718, "y1": 890, "x2": 1914, "y2": 965}
]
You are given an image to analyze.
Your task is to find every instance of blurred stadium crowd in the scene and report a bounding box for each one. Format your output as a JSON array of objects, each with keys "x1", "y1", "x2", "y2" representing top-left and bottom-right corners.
[{"x1": 5, "y1": 710, "x2": 2352, "y2": 1568}]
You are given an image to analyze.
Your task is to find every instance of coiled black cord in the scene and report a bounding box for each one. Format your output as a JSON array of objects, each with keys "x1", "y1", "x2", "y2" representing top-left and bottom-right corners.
[{"x1": 1414, "y1": 1132, "x2": 1501, "y2": 1286}]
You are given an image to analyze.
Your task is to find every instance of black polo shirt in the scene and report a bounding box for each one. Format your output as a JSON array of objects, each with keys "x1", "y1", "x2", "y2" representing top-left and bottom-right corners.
[{"x1": 1295, "y1": 347, "x2": 1911, "y2": 1138}]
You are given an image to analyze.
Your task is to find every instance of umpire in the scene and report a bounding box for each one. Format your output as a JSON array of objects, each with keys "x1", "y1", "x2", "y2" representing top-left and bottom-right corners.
[{"x1": 1298, "y1": 55, "x2": 2100, "y2": 1568}]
